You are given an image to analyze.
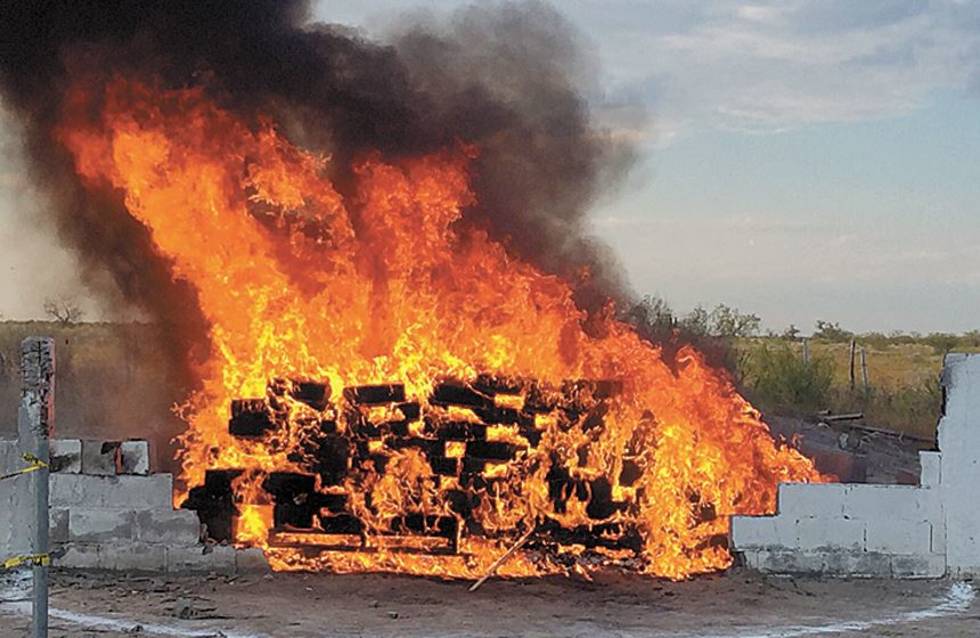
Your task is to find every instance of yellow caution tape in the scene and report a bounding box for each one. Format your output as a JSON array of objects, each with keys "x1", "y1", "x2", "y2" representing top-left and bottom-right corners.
[
  {"x1": 0, "y1": 453, "x2": 48, "y2": 482},
  {"x1": 2, "y1": 553, "x2": 50, "y2": 571}
]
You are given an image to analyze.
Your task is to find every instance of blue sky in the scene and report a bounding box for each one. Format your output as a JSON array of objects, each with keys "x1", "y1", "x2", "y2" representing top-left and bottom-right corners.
[{"x1": 1, "y1": 1, "x2": 978, "y2": 333}]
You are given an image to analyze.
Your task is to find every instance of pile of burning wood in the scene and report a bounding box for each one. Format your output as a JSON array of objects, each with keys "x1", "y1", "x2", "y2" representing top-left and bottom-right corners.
[{"x1": 182, "y1": 375, "x2": 645, "y2": 566}]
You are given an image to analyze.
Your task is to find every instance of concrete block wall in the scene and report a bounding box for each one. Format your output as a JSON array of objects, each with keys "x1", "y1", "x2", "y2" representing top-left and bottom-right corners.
[
  {"x1": 1, "y1": 438, "x2": 269, "y2": 574},
  {"x1": 732, "y1": 454, "x2": 946, "y2": 577},
  {"x1": 732, "y1": 353, "x2": 980, "y2": 578}
]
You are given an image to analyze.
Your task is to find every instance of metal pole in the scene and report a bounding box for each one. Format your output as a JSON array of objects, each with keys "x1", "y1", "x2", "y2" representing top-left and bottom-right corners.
[{"x1": 18, "y1": 337, "x2": 54, "y2": 638}]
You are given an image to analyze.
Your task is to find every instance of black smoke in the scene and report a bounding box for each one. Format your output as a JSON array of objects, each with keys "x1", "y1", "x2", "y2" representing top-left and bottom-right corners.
[{"x1": 0, "y1": 0, "x2": 636, "y2": 372}]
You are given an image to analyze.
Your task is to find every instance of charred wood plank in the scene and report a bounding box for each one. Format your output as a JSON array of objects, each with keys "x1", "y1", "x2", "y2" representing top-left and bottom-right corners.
[
  {"x1": 318, "y1": 514, "x2": 363, "y2": 534},
  {"x1": 229, "y1": 399, "x2": 276, "y2": 437},
  {"x1": 290, "y1": 380, "x2": 330, "y2": 411},
  {"x1": 466, "y1": 440, "x2": 521, "y2": 461},
  {"x1": 430, "y1": 381, "x2": 493, "y2": 410},
  {"x1": 263, "y1": 472, "x2": 318, "y2": 529},
  {"x1": 181, "y1": 469, "x2": 243, "y2": 543},
  {"x1": 344, "y1": 384, "x2": 406, "y2": 405},
  {"x1": 431, "y1": 419, "x2": 487, "y2": 441}
]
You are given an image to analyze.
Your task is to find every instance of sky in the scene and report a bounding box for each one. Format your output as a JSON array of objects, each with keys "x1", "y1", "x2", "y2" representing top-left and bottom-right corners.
[{"x1": 1, "y1": 0, "x2": 979, "y2": 334}]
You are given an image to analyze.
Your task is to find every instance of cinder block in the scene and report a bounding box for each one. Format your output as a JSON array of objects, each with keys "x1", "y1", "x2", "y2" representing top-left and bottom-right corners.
[
  {"x1": 866, "y1": 519, "x2": 932, "y2": 555},
  {"x1": 50, "y1": 439, "x2": 82, "y2": 474},
  {"x1": 99, "y1": 542, "x2": 167, "y2": 571},
  {"x1": 738, "y1": 549, "x2": 764, "y2": 570},
  {"x1": 54, "y1": 542, "x2": 100, "y2": 569},
  {"x1": 822, "y1": 550, "x2": 892, "y2": 577},
  {"x1": 167, "y1": 543, "x2": 236, "y2": 574},
  {"x1": 51, "y1": 474, "x2": 174, "y2": 509},
  {"x1": 744, "y1": 549, "x2": 828, "y2": 574},
  {"x1": 841, "y1": 485, "x2": 940, "y2": 522},
  {"x1": 134, "y1": 509, "x2": 201, "y2": 544},
  {"x1": 795, "y1": 517, "x2": 865, "y2": 551},
  {"x1": 730, "y1": 515, "x2": 795, "y2": 549},
  {"x1": 119, "y1": 441, "x2": 150, "y2": 475},
  {"x1": 81, "y1": 440, "x2": 121, "y2": 475},
  {"x1": 891, "y1": 553, "x2": 946, "y2": 578},
  {"x1": 0, "y1": 476, "x2": 31, "y2": 555},
  {"x1": 69, "y1": 508, "x2": 136, "y2": 543},
  {"x1": 235, "y1": 547, "x2": 271, "y2": 574},
  {"x1": 743, "y1": 549, "x2": 893, "y2": 577},
  {"x1": 931, "y1": 519, "x2": 947, "y2": 554},
  {"x1": 919, "y1": 451, "x2": 941, "y2": 487},
  {"x1": 50, "y1": 508, "x2": 69, "y2": 543},
  {"x1": 0, "y1": 439, "x2": 19, "y2": 472},
  {"x1": 777, "y1": 483, "x2": 846, "y2": 518}
]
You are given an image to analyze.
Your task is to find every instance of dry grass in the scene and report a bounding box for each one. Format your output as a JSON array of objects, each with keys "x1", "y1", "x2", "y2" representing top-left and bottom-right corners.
[{"x1": 735, "y1": 338, "x2": 980, "y2": 441}]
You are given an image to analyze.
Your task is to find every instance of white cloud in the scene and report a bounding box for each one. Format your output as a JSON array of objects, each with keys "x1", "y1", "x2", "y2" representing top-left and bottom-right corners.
[
  {"x1": 597, "y1": 0, "x2": 980, "y2": 135},
  {"x1": 316, "y1": 1, "x2": 980, "y2": 138}
]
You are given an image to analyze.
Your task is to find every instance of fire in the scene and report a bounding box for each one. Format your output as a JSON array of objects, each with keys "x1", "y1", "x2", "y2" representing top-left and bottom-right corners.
[{"x1": 57, "y1": 76, "x2": 824, "y2": 580}]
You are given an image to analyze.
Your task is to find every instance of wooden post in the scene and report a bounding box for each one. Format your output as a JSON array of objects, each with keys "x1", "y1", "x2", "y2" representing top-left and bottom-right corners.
[
  {"x1": 802, "y1": 338, "x2": 810, "y2": 366},
  {"x1": 861, "y1": 347, "x2": 869, "y2": 393},
  {"x1": 18, "y1": 337, "x2": 54, "y2": 638},
  {"x1": 848, "y1": 339, "x2": 856, "y2": 391}
]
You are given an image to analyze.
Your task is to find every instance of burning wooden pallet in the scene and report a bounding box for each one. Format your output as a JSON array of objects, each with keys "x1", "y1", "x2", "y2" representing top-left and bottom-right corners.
[{"x1": 182, "y1": 375, "x2": 642, "y2": 563}]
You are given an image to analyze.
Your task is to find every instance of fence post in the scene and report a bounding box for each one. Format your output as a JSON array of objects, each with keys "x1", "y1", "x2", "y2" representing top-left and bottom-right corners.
[
  {"x1": 860, "y1": 347, "x2": 869, "y2": 393},
  {"x1": 18, "y1": 337, "x2": 54, "y2": 638},
  {"x1": 848, "y1": 339, "x2": 857, "y2": 391}
]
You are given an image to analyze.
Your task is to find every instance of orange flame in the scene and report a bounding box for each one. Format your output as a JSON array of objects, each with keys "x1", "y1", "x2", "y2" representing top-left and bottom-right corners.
[{"x1": 58, "y1": 76, "x2": 824, "y2": 580}]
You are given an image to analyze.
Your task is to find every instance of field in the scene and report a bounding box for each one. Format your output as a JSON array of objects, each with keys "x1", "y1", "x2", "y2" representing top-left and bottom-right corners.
[{"x1": 735, "y1": 337, "x2": 980, "y2": 441}]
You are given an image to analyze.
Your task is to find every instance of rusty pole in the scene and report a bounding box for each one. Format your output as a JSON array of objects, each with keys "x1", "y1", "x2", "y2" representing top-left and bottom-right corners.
[{"x1": 18, "y1": 337, "x2": 54, "y2": 638}]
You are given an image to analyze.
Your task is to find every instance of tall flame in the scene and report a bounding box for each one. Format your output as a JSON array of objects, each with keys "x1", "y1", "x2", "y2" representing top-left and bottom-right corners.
[{"x1": 58, "y1": 76, "x2": 823, "y2": 580}]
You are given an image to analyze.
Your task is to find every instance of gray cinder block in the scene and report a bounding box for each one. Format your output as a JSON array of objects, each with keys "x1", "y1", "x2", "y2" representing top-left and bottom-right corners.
[
  {"x1": 235, "y1": 547, "x2": 271, "y2": 574},
  {"x1": 167, "y1": 543, "x2": 236, "y2": 574},
  {"x1": 68, "y1": 508, "x2": 136, "y2": 543},
  {"x1": 119, "y1": 441, "x2": 150, "y2": 475},
  {"x1": 135, "y1": 509, "x2": 201, "y2": 544},
  {"x1": 50, "y1": 439, "x2": 82, "y2": 474},
  {"x1": 53, "y1": 543, "x2": 100, "y2": 569},
  {"x1": 51, "y1": 474, "x2": 174, "y2": 509},
  {"x1": 100, "y1": 542, "x2": 168, "y2": 572},
  {"x1": 891, "y1": 553, "x2": 946, "y2": 578},
  {"x1": 50, "y1": 508, "x2": 69, "y2": 543},
  {"x1": 81, "y1": 440, "x2": 121, "y2": 476}
]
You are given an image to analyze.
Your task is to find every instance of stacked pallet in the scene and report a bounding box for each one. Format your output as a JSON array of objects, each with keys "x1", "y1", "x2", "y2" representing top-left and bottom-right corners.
[{"x1": 183, "y1": 375, "x2": 642, "y2": 560}]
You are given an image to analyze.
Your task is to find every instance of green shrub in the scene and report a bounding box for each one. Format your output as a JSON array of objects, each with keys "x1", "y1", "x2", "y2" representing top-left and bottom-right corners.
[
  {"x1": 742, "y1": 345, "x2": 834, "y2": 413},
  {"x1": 923, "y1": 332, "x2": 962, "y2": 355},
  {"x1": 813, "y1": 320, "x2": 854, "y2": 342}
]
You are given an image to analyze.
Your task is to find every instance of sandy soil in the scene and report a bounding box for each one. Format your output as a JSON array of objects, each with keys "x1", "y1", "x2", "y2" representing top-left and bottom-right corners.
[{"x1": 1, "y1": 568, "x2": 979, "y2": 637}]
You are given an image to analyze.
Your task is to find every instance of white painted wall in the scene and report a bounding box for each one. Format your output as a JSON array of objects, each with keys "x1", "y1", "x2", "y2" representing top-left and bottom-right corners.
[{"x1": 938, "y1": 353, "x2": 980, "y2": 575}]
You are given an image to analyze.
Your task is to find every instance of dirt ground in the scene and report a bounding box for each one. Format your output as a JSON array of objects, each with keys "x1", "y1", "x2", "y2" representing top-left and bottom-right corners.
[{"x1": 1, "y1": 568, "x2": 978, "y2": 637}]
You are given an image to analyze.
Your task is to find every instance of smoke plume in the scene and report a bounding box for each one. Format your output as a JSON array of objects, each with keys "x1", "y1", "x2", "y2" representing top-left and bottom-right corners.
[{"x1": 0, "y1": 1, "x2": 635, "y2": 380}]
